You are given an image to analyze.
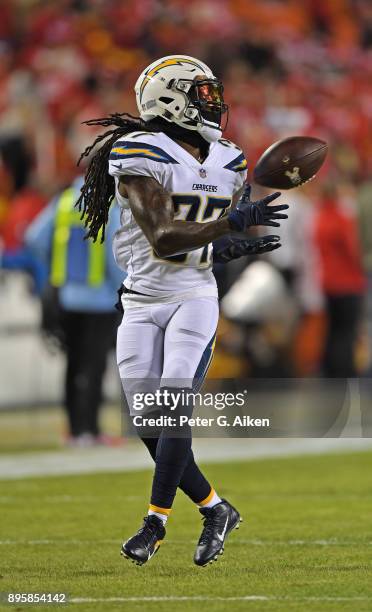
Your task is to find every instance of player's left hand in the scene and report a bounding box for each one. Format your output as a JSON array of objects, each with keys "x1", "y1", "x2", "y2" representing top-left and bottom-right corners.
[
  {"x1": 228, "y1": 184, "x2": 289, "y2": 231},
  {"x1": 213, "y1": 234, "x2": 281, "y2": 263}
]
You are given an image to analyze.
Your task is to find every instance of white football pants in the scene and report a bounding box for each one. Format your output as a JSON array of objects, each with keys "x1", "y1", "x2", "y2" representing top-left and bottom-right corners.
[{"x1": 117, "y1": 297, "x2": 219, "y2": 414}]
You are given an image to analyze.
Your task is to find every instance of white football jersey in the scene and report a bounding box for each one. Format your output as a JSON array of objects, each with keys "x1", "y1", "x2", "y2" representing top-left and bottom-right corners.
[{"x1": 109, "y1": 130, "x2": 247, "y2": 306}]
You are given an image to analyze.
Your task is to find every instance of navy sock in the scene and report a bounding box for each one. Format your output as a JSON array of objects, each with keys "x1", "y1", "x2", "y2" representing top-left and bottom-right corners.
[
  {"x1": 141, "y1": 437, "x2": 211, "y2": 504},
  {"x1": 146, "y1": 387, "x2": 211, "y2": 509}
]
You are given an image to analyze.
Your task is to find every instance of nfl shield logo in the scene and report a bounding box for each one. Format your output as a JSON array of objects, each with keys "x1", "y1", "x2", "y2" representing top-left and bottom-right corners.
[{"x1": 199, "y1": 168, "x2": 207, "y2": 178}]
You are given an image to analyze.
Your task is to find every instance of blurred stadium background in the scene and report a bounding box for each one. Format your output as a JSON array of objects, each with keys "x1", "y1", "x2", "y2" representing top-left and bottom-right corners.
[{"x1": 1, "y1": 0, "x2": 372, "y2": 458}]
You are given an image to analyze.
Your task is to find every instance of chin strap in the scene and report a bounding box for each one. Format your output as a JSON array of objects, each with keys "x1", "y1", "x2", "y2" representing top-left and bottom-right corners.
[
  {"x1": 146, "y1": 117, "x2": 218, "y2": 151},
  {"x1": 147, "y1": 118, "x2": 202, "y2": 144}
]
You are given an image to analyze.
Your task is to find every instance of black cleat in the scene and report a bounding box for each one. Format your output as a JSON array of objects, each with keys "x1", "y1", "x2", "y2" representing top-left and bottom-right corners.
[
  {"x1": 121, "y1": 515, "x2": 165, "y2": 566},
  {"x1": 194, "y1": 499, "x2": 242, "y2": 567}
]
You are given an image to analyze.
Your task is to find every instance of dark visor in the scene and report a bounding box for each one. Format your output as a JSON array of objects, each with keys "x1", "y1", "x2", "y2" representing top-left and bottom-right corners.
[{"x1": 190, "y1": 79, "x2": 227, "y2": 114}]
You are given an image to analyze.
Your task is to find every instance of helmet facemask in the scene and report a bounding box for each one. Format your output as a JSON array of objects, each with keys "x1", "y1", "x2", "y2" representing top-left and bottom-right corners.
[{"x1": 169, "y1": 76, "x2": 228, "y2": 142}]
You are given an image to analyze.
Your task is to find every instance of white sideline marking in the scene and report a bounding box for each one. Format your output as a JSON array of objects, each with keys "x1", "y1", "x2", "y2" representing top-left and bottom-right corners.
[
  {"x1": 70, "y1": 596, "x2": 372, "y2": 603},
  {"x1": 0, "y1": 538, "x2": 370, "y2": 546},
  {"x1": 1, "y1": 438, "x2": 372, "y2": 480}
]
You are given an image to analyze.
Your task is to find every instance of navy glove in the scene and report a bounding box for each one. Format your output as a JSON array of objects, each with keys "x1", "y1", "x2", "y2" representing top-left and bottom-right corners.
[
  {"x1": 213, "y1": 234, "x2": 281, "y2": 264},
  {"x1": 228, "y1": 184, "x2": 289, "y2": 232}
]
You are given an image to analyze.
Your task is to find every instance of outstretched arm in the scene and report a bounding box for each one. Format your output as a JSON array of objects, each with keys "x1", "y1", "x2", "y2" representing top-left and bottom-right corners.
[
  {"x1": 120, "y1": 175, "x2": 230, "y2": 257},
  {"x1": 119, "y1": 176, "x2": 288, "y2": 258}
]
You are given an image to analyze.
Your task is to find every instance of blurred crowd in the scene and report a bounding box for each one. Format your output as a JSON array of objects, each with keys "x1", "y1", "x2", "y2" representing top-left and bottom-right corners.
[{"x1": 1, "y1": 0, "x2": 372, "y2": 382}]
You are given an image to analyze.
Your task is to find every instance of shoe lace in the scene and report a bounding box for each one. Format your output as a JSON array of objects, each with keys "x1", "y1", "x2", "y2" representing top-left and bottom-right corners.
[
  {"x1": 198, "y1": 513, "x2": 219, "y2": 545},
  {"x1": 137, "y1": 517, "x2": 159, "y2": 547}
]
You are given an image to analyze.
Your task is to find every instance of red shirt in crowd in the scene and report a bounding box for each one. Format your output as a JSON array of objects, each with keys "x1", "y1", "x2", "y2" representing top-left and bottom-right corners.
[
  {"x1": 313, "y1": 197, "x2": 366, "y2": 295},
  {"x1": 1, "y1": 188, "x2": 46, "y2": 251}
]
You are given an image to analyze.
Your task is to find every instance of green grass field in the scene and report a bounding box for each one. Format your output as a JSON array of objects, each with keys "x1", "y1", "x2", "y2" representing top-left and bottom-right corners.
[{"x1": 1, "y1": 451, "x2": 372, "y2": 612}]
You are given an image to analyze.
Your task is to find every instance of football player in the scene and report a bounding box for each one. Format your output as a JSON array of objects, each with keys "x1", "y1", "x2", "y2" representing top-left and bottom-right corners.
[{"x1": 77, "y1": 55, "x2": 288, "y2": 567}]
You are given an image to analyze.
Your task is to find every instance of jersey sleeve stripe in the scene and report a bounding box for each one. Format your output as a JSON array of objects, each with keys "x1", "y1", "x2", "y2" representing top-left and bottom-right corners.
[
  {"x1": 110, "y1": 140, "x2": 179, "y2": 164},
  {"x1": 223, "y1": 153, "x2": 248, "y2": 172}
]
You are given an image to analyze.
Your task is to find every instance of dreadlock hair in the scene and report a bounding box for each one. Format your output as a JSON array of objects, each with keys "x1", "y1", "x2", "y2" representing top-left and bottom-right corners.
[
  {"x1": 76, "y1": 112, "x2": 147, "y2": 242},
  {"x1": 77, "y1": 111, "x2": 210, "y2": 242}
]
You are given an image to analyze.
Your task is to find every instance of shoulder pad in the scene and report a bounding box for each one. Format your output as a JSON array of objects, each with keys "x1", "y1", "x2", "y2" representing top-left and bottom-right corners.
[
  {"x1": 110, "y1": 133, "x2": 179, "y2": 165},
  {"x1": 218, "y1": 138, "x2": 242, "y2": 152}
]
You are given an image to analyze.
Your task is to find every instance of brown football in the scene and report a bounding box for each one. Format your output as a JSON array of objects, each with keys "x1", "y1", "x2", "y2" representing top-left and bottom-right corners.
[{"x1": 253, "y1": 136, "x2": 328, "y2": 190}]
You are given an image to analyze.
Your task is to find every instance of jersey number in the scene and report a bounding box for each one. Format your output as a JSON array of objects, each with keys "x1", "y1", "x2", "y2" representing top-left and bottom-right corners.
[{"x1": 154, "y1": 194, "x2": 231, "y2": 266}]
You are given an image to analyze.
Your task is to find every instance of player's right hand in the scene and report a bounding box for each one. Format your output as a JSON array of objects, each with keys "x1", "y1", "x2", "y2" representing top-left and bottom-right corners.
[
  {"x1": 213, "y1": 234, "x2": 281, "y2": 263},
  {"x1": 228, "y1": 184, "x2": 288, "y2": 231}
]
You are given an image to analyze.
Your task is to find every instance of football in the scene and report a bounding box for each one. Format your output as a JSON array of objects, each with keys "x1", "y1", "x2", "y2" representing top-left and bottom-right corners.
[{"x1": 253, "y1": 136, "x2": 328, "y2": 190}]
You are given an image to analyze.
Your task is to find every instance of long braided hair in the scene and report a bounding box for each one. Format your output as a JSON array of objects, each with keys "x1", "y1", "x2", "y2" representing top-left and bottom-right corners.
[
  {"x1": 76, "y1": 112, "x2": 147, "y2": 242},
  {"x1": 77, "y1": 111, "x2": 209, "y2": 242}
]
